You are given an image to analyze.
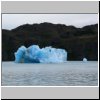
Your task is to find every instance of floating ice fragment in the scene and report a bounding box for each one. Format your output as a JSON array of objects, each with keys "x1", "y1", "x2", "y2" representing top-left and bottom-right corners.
[
  {"x1": 83, "y1": 58, "x2": 87, "y2": 62},
  {"x1": 14, "y1": 45, "x2": 67, "y2": 63}
]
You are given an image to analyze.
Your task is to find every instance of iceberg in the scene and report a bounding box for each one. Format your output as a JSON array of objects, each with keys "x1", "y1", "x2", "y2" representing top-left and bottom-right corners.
[
  {"x1": 83, "y1": 58, "x2": 87, "y2": 62},
  {"x1": 14, "y1": 45, "x2": 67, "y2": 63}
]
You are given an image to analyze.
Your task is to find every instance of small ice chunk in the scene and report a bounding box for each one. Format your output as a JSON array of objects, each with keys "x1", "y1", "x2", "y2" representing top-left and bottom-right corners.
[{"x1": 83, "y1": 58, "x2": 87, "y2": 62}]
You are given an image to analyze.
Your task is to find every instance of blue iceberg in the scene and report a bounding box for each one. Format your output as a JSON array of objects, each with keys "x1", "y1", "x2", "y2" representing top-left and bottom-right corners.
[{"x1": 14, "y1": 45, "x2": 67, "y2": 63}]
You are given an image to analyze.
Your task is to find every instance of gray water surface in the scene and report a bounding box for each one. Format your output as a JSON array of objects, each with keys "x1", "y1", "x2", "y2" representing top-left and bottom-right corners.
[{"x1": 2, "y1": 61, "x2": 98, "y2": 86}]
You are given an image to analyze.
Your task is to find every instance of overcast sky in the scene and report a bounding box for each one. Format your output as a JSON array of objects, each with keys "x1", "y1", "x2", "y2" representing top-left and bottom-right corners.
[{"x1": 2, "y1": 14, "x2": 98, "y2": 30}]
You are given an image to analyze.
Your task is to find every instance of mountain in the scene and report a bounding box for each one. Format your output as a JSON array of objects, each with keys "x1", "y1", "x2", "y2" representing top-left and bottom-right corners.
[{"x1": 2, "y1": 22, "x2": 98, "y2": 61}]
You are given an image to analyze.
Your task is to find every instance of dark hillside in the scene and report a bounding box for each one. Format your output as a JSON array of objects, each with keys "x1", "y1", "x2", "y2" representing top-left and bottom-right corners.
[{"x1": 2, "y1": 23, "x2": 98, "y2": 61}]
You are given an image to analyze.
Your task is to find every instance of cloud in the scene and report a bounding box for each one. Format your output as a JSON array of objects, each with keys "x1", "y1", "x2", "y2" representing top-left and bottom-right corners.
[{"x1": 2, "y1": 14, "x2": 98, "y2": 30}]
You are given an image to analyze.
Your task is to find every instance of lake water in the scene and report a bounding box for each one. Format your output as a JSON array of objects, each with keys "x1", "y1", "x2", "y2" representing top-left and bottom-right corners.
[{"x1": 2, "y1": 61, "x2": 98, "y2": 86}]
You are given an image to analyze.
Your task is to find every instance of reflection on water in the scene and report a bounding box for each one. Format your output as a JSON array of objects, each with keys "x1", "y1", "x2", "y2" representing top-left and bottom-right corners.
[{"x1": 2, "y1": 61, "x2": 98, "y2": 86}]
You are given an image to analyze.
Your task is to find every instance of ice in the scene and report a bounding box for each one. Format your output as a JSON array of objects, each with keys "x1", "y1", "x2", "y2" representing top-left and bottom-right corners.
[
  {"x1": 14, "y1": 45, "x2": 67, "y2": 63},
  {"x1": 14, "y1": 46, "x2": 27, "y2": 63},
  {"x1": 83, "y1": 58, "x2": 87, "y2": 62}
]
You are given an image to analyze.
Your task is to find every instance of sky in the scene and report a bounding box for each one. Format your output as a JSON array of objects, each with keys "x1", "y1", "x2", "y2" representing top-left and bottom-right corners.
[{"x1": 2, "y1": 14, "x2": 98, "y2": 30}]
